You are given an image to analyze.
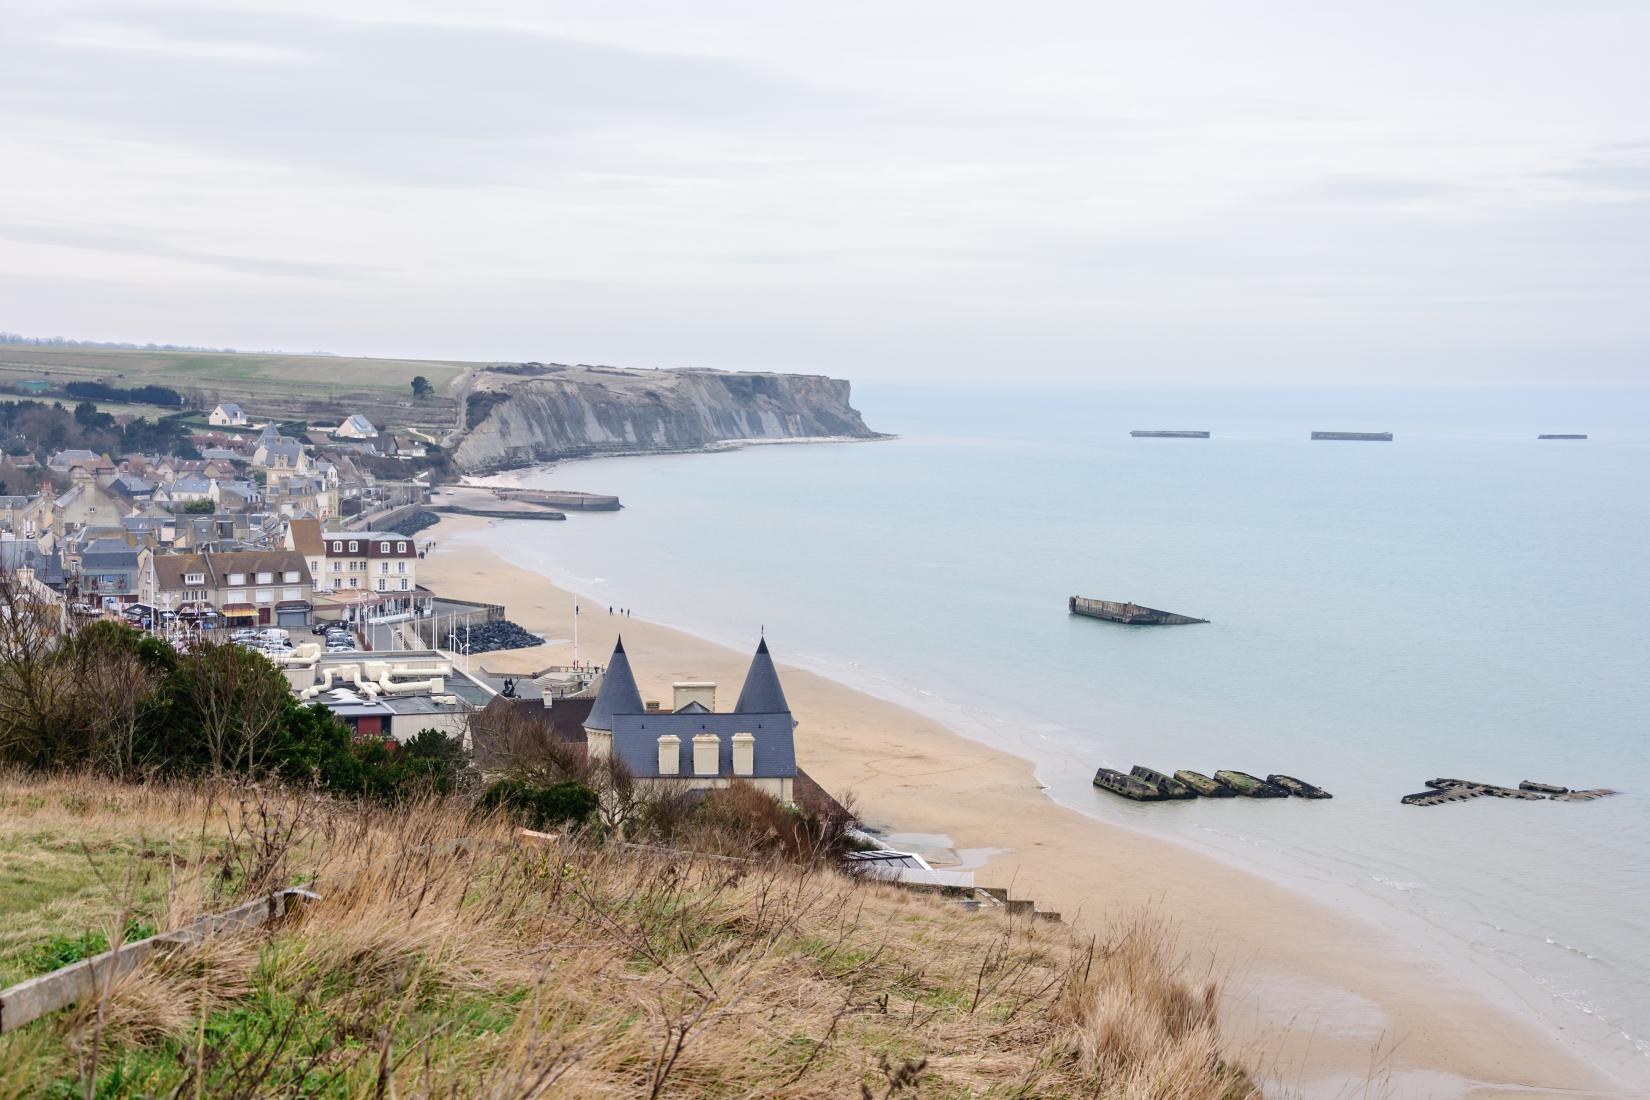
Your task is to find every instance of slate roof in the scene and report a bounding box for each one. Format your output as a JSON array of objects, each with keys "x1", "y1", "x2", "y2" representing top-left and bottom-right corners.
[
  {"x1": 610, "y1": 712, "x2": 797, "y2": 780},
  {"x1": 0, "y1": 540, "x2": 65, "y2": 584},
  {"x1": 734, "y1": 637, "x2": 790, "y2": 714},
  {"x1": 584, "y1": 636, "x2": 642, "y2": 732}
]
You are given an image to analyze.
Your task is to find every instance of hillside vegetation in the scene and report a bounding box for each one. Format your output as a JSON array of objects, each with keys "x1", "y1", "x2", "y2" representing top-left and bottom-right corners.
[{"x1": 0, "y1": 773, "x2": 1259, "y2": 1099}]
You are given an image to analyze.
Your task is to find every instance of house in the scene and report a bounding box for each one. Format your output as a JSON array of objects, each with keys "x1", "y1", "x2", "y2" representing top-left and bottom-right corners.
[
  {"x1": 334, "y1": 414, "x2": 377, "y2": 440},
  {"x1": 0, "y1": 539, "x2": 67, "y2": 593},
  {"x1": 294, "y1": 650, "x2": 496, "y2": 743},
  {"x1": 285, "y1": 517, "x2": 325, "y2": 589},
  {"x1": 155, "y1": 473, "x2": 213, "y2": 506},
  {"x1": 584, "y1": 637, "x2": 798, "y2": 804},
  {"x1": 208, "y1": 403, "x2": 249, "y2": 427},
  {"x1": 316, "y1": 529, "x2": 418, "y2": 611},
  {"x1": 0, "y1": 494, "x2": 51, "y2": 540},
  {"x1": 148, "y1": 547, "x2": 314, "y2": 627},
  {"x1": 211, "y1": 478, "x2": 264, "y2": 512},
  {"x1": 72, "y1": 537, "x2": 150, "y2": 608},
  {"x1": 252, "y1": 434, "x2": 309, "y2": 475},
  {"x1": 51, "y1": 480, "x2": 129, "y2": 532},
  {"x1": 47, "y1": 449, "x2": 106, "y2": 474}
]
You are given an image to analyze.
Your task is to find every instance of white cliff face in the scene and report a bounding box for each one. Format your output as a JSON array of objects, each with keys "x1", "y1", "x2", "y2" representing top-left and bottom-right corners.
[{"x1": 453, "y1": 365, "x2": 879, "y2": 472}]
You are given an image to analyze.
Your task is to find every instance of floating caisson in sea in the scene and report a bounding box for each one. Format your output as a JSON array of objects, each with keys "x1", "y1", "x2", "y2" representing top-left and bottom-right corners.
[
  {"x1": 1130, "y1": 430, "x2": 1210, "y2": 438},
  {"x1": 1092, "y1": 768, "x2": 1164, "y2": 801},
  {"x1": 1267, "y1": 774, "x2": 1332, "y2": 799},
  {"x1": 1311, "y1": 431, "x2": 1392, "y2": 441},
  {"x1": 1174, "y1": 770, "x2": 1236, "y2": 798},
  {"x1": 1069, "y1": 597, "x2": 1208, "y2": 626},
  {"x1": 1130, "y1": 765, "x2": 1195, "y2": 799},
  {"x1": 1214, "y1": 770, "x2": 1288, "y2": 798},
  {"x1": 1402, "y1": 777, "x2": 1618, "y2": 806}
]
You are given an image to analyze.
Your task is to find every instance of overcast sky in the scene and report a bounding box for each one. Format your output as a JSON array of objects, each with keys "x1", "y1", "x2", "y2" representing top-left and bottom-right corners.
[{"x1": 2, "y1": 1, "x2": 1648, "y2": 384}]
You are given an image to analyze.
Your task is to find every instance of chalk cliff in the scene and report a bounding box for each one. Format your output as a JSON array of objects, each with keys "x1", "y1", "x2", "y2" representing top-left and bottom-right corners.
[{"x1": 452, "y1": 365, "x2": 880, "y2": 472}]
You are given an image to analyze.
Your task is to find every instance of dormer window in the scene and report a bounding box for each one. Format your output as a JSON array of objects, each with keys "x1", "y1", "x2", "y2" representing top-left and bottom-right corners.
[
  {"x1": 184, "y1": 572, "x2": 205, "y2": 585},
  {"x1": 282, "y1": 571, "x2": 300, "y2": 583},
  {"x1": 227, "y1": 573, "x2": 246, "y2": 586},
  {"x1": 379, "y1": 541, "x2": 389, "y2": 553},
  {"x1": 396, "y1": 541, "x2": 406, "y2": 553},
  {"x1": 332, "y1": 541, "x2": 343, "y2": 553},
  {"x1": 255, "y1": 572, "x2": 273, "y2": 584}
]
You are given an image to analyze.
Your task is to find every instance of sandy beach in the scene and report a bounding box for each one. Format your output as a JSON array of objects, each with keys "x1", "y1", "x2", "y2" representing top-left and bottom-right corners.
[{"x1": 418, "y1": 513, "x2": 1628, "y2": 1099}]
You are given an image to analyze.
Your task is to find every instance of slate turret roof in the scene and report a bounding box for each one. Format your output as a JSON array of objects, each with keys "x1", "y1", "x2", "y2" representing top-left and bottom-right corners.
[
  {"x1": 584, "y1": 636, "x2": 644, "y2": 732},
  {"x1": 734, "y1": 637, "x2": 790, "y2": 715}
]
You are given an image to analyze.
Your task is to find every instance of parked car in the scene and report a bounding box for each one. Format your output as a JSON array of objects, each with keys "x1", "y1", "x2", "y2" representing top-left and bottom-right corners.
[
  {"x1": 230, "y1": 628, "x2": 258, "y2": 641},
  {"x1": 260, "y1": 628, "x2": 290, "y2": 644}
]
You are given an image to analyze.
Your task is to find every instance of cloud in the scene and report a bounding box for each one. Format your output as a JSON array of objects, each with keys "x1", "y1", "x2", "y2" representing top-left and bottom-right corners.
[{"x1": 0, "y1": 0, "x2": 1647, "y2": 383}]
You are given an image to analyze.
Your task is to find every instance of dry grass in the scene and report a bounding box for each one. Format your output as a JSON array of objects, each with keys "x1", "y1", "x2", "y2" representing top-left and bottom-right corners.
[{"x1": 0, "y1": 772, "x2": 1259, "y2": 1098}]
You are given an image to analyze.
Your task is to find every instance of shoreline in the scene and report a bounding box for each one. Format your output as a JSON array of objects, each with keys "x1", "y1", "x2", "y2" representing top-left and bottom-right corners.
[
  {"x1": 459, "y1": 433, "x2": 894, "y2": 483},
  {"x1": 417, "y1": 512, "x2": 1634, "y2": 1099}
]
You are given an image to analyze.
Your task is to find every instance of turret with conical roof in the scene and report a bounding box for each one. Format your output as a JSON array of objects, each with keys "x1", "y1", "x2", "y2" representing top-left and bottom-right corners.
[
  {"x1": 585, "y1": 636, "x2": 644, "y2": 733},
  {"x1": 734, "y1": 637, "x2": 790, "y2": 715}
]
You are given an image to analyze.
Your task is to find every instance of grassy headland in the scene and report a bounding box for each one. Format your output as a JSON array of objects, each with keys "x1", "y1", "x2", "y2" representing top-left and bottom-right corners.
[{"x1": 0, "y1": 773, "x2": 1259, "y2": 1099}]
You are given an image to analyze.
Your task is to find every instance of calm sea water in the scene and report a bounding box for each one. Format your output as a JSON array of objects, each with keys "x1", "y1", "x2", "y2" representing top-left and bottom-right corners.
[{"x1": 467, "y1": 385, "x2": 1650, "y2": 1082}]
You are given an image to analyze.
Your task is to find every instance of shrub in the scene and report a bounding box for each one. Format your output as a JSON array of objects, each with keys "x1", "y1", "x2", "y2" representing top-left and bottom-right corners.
[{"x1": 477, "y1": 778, "x2": 599, "y2": 830}]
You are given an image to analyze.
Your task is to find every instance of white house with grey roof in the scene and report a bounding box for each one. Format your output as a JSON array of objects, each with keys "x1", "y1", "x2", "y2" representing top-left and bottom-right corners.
[{"x1": 584, "y1": 636, "x2": 798, "y2": 804}]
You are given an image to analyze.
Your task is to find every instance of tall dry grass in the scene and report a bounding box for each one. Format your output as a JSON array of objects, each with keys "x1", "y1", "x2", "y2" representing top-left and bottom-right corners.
[{"x1": 0, "y1": 771, "x2": 1259, "y2": 1098}]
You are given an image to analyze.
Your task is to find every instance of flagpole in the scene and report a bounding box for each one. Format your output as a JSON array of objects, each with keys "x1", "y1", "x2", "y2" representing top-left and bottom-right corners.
[{"x1": 572, "y1": 599, "x2": 579, "y2": 667}]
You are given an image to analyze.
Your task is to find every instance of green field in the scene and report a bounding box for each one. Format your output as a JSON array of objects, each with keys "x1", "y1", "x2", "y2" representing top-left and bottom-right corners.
[
  {"x1": 0, "y1": 346, "x2": 478, "y2": 429},
  {"x1": 0, "y1": 347, "x2": 471, "y2": 398}
]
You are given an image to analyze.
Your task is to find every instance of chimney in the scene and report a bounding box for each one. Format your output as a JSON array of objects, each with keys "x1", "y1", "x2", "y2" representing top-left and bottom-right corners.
[
  {"x1": 732, "y1": 732, "x2": 755, "y2": 777},
  {"x1": 673, "y1": 681, "x2": 716, "y2": 711},
  {"x1": 692, "y1": 733, "x2": 719, "y2": 776},
  {"x1": 645, "y1": 700, "x2": 662, "y2": 713},
  {"x1": 657, "y1": 735, "x2": 680, "y2": 775}
]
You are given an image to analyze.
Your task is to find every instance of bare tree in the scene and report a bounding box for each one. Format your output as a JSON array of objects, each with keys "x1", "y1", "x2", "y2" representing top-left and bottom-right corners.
[
  {"x1": 0, "y1": 565, "x2": 82, "y2": 766},
  {"x1": 178, "y1": 642, "x2": 289, "y2": 775}
]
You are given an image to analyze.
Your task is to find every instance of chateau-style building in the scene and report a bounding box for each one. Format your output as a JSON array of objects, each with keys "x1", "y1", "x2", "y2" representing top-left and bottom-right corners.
[{"x1": 584, "y1": 637, "x2": 798, "y2": 804}]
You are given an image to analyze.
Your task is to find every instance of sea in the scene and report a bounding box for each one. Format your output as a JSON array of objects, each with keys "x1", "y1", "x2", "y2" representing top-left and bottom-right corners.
[{"x1": 460, "y1": 384, "x2": 1650, "y2": 1085}]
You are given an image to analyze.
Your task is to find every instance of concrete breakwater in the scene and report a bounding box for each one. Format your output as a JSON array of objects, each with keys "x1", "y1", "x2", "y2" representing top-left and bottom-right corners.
[
  {"x1": 491, "y1": 487, "x2": 622, "y2": 511},
  {"x1": 1311, "y1": 431, "x2": 1393, "y2": 441},
  {"x1": 1130, "y1": 430, "x2": 1210, "y2": 438},
  {"x1": 1094, "y1": 765, "x2": 1331, "y2": 802},
  {"x1": 1069, "y1": 597, "x2": 1207, "y2": 625},
  {"x1": 1401, "y1": 777, "x2": 1619, "y2": 806},
  {"x1": 435, "y1": 506, "x2": 566, "y2": 522}
]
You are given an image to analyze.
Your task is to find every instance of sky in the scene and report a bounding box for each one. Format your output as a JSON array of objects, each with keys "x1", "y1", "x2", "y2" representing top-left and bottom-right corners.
[{"x1": 1, "y1": 1, "x2": 1648, "y2": 384}]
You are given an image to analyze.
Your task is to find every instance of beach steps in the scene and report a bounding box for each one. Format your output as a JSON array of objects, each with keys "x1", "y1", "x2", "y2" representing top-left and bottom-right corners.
[{"x1": 1094, "y1": 765, "x2": 1331, "y2": 801}]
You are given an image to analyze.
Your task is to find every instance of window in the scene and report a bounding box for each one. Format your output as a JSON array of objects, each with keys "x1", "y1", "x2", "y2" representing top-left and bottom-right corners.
[
  {"x1": 379, "y1": 541, "x2": 389, "y2": 553},
  {"x1": 282, "y1": 587, "x2": 301, "y2": 601},
  {"x1": 255, "y1": 589, "x2": 274, "y2": 604},
  {"x1": 396, "y1": 561, "x2": 406, "y2": 574},
  {"x1": 331, "y1": 560, "x2": 341, "y2": 572},
  {"x1": 184, "y1": 572, "x2": 205, "y2": 585},
  {"x1": 227, "y1": 589, "x2": 245, "y2": 603},
  {"x1": 376, "y1": 579, "x2": 386, "y2": 592},
  {"x1": 283, "y1": 571, "x2": 299, "y2": 583},
  {"x1": 332, "y1": 541, "x2": 342, "y2": 552},
  {"x1": 346, "y1": 578, "x2": 357, "y2": 589},
  {"x1": 399, "y1": 579, "x2": 408, "y2": 590},
  {"x1": 256, "y1": 572, "x2": 273, "y2": 584},
  {"x1": 380, "y1": 561, "x2": 389, "y2": 574},
  {"x1": 396, "y1": 542, "x2": 406, "y2": 553},
  {"x1": 227, "y1": 573, "x2": 245, "y2": 586}
]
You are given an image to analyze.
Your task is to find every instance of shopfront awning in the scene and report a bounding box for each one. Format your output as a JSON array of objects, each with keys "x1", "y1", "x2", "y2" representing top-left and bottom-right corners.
[{"x1": 219, "y1": 604, "x2": 258, "y2": 619}]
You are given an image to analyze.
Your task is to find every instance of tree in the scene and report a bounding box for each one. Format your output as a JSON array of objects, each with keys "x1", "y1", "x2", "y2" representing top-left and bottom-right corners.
[
  {"x1": 410, "y1": 375, "x2": 433, "y2": 399},
  {"x1": 171, "y1": 642, "x2": 291, "y2": 775},
  {"x1": 180, "y1": 498, "x2": 216, "y2": 514}
]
